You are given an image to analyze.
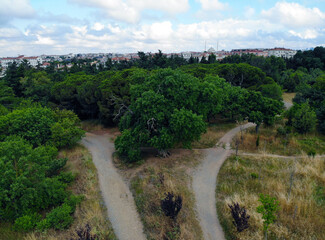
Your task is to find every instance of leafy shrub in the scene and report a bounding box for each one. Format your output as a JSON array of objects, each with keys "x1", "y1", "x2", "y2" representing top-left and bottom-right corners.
[
  {"x1": 287, "y1": 103, "x2": 317, "y2": 134},
  {"x1": 277, "y1": 126, "x2": 291, "y2": 136},
  {"x1": 57, "y1": 171, "x2": 76, "y2": 184},
  {"x1": 14, "y1": 213, "x2": 41, "y2": 232},
  {"x1": 65, "y1": 195, "x2": 83, "y2": 212},
  {"x1": 115, "y1": 129, "x2": 141, "y2": 163},
  {"x1": 250, "y1": 173, "x2": 259, "y2": 179},
  {"x1": 44, "y1": 203, "x2": 74, "y2": 230},
  {"x1": 308, "y1": 149, "x2": 316, "y2": 158},
  {"x1": 47, "y1": 158, "x2": 68, "y2": 176},
  {"x1": 256, "y1": 194, "x2": 279, "y2": 234},
  {"x1": 36, "y1": 219, "x2": 51, "y2": 231},
  {"x1": 51, "y1": 118, "x2": 85, "y2": 148}
]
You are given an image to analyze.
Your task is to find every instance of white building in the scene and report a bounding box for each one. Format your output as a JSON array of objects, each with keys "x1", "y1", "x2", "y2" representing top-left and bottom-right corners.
[
  {"x1": 0, "y1": 55, "x2": 43, "y2": 68},
  {"x1": 268, "y1": 48, "x2": 297, "y2": 58}
]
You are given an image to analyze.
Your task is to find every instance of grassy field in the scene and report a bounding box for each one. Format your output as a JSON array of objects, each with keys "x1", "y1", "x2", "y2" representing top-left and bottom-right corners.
[
  {"x1": 216, "y1": 155, "x2": 325, "y2": 240},
  {"x1": 235, "y1": 124, "x2": 325, "y2": 156},
  {"x1": 0, "y1": 145, "x2": 116, "y2": 240},
  {"x1": 114, "y1": 149, "x2": 204, "y2": 240}
]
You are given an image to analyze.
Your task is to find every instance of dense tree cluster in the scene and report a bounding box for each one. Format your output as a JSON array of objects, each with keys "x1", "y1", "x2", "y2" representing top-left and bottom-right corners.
[
  {"x1": 0, "y1": 83, "x2": 84, "y2": 230},
  {"x1": 0, "y1": 47, "x2": 323, "y2": 230}
]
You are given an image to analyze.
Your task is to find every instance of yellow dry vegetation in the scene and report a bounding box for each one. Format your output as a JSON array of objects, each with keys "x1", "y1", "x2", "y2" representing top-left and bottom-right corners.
[
  {"x1": 282, "y1": 92, "x2": 296, "y2": 104},
  {"x1": 119, "y1": 149, "x2": 204, "y2": 240},
  {"x1": 216, "y1": 154, "x2": 325, "y2": 240},
  {"x1": 236, "y1": 125, "x2": 325, "y2": 156}
]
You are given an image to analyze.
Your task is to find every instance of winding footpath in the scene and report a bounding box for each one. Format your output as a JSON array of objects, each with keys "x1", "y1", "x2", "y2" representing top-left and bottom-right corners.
[
  {"x1": 193, "y1": 123, "x2": 255, "y2": 240},
  {"x1": 81, "y1": 133, "x2": 146, "y2": 240}
]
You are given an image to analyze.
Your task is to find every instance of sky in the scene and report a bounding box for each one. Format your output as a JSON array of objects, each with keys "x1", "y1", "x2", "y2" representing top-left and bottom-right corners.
[{"x1": 0, "y1": 0, "x2": 325, "y2": 57}]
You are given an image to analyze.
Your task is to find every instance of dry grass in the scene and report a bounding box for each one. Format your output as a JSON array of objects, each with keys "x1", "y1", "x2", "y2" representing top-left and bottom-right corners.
[
  {"x1": 216, "y1": 154, "x2": 325, "y2": 240},
  {"x1": 81, "y1": 119, "x2": 105, "y2": 132},
  {"x1": 115, "y1": 149, "x2": 204, "y2": 240},
  {"x1": 235, "y1": 125, "x2": 325, "y2": 156},
  {"x1": 282, "y1": 93, "x2": 296, "y2": 104},
  {"x1": 192, "y1": 122, "x2": 236, "y2": 149},
  {"x1": 0, "y1": 145, "x2": 116, "y2": 240}
]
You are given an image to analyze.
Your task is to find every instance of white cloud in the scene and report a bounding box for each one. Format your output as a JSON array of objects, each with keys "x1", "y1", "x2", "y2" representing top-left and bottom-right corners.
[
  {"x1": 245, "y1": 7, "x2": 255, "y2": 18},
  {"x1": 1, "y1": 16, "x2": 324, "y2": 57},
  {"x1": 262, "y1": 2, "x2": 325, "y2": 28},
  {"x1": 0, "y1": 0, "x2": 35, "y2": 21},
  {"x1": 92, "y1": 22, "x2": 105, "y2": 31},
  {"x1": 69, "y1": 0, "x2": 189, "y2": 23},
  {"x1": 197, "y1": 0, "x2": 227, "y2": 11},
  {"x1": 128, "y1": 0, "x2": 189, "y2": 15},
  {"x1": 35, "y1": 35, "x2": 56, "y2": 45},
  {"x1": 289, "y1": 29, "x2": 319, "y2": 39},
  {"x1": 0, "y1": 28, "x2": 22, "y2": 38}
]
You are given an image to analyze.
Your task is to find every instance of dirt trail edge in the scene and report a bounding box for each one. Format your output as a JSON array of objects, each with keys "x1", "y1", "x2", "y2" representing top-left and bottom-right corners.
[
  {"x1": 81, "y1": 133, "x2": 146, "y2": 240},
  {"x1": 193, "y1": 123, "x2": 255, "y2": 240}
]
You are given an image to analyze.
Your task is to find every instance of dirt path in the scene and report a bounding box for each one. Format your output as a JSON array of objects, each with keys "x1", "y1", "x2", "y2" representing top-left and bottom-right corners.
[
  {"x1": 284, "y1": 101, "x2": 293, "y2": 110},
  {"x1": 193, "y1": 123, "x2": 255, "y2": 240},
  {"x1": 81, "y1": 133, "x2": 146, "y2": 240},
  {"x1": 241, "y1": 152, "x2": 325, "y2": 159}
]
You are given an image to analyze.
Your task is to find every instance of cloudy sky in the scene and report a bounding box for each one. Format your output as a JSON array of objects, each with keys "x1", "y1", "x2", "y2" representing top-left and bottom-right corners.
[{"x1": 0, "y1": 0, "x2": 324, "y2": 56}]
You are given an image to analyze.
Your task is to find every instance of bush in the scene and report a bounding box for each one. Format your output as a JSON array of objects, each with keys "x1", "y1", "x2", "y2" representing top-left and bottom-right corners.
[
  {"x1": 256, "y1": 194, "x2": 279, "y2": 235},
  {"x1": 45, "y1": 203, "x2": 74, "y2": 230},
  {"x1": 57, "y1": 171, "x2": 76, "y2": 184},
  {"x1": 250, "y1": 173, "x2": 259, "y2": 179},
  {"x1": 277, "y1": 126, "x2": 291, "y2": 136},
  {"x1": 36, "y1": 219, "x2": 51, "y2": 231},
  {"x1": 65, "y1": 195, "x2": 83, "y2": 212},
  {"x1": 47, "y1": 158, "x2": 68, "y2": 176},
  {"x1": 307, "y1": 149, "x2": 316, "y2": 158},
  {"x1": 14, "y1": 213, "x2": 41, "y2": 232},
  {"x1": 51, "y1": 118, "x2": 85, "y2": 148},
  {"x1": 288, "y1": 103, "x2": 317, "y2": 134}
]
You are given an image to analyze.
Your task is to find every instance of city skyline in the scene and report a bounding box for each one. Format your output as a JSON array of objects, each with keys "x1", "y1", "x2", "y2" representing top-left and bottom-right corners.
[{"x1": 0, "y1": 0, "x2": 324, "y2": 57}]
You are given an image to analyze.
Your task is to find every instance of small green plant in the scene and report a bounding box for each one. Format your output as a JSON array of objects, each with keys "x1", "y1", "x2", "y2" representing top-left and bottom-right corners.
[
  {"x1": 166, "y1": 225, "x2": 180, "y2": 240},
  {"x1": 256, "y1": 194, "x2": 279, "y2": 240},
  {"x1": 250, "y1": 173, "x2": 259, "y2": 179},
  {"x1": 314, "y1": 185, "x2": 325, "y2": 206},
  {"x1": 307, "y1": 149, "x2": 316, "y2": 158}
]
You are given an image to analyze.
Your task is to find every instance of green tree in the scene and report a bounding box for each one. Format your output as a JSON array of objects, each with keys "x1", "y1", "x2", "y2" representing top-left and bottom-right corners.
[
  {"x1": 288, "y1": 102, "x2": 317, "y2": 134},
  {"x1": 245, "y1": 91, "x2": 283, "y2": 133},
  {"x1": 0, "y1": 136, "x2": 68, "y2": 221},
  {"x1": 115, "y1": 69, "x2": 223, "y2": 162},
  {"x1": 51, "y1": 109, "x2": 85, "y2": 148},
  {"x1": 0, "y1": 106, "x2": 84, "y2": 148},
  {"x1": 208, "y1": 53, "x2": 217, "y2": 63},
  {"x1": 260, "y1": 82, "x2": 283, "y2": 101},
  {"x1": 256, "y1": 194, "x2": 280, "y2": 240},
  {"x1": 0, "y1": 81, "x2": 16, "y2": 108},
  {"x1": 0, "y1": 106, "x2": 55, "y2": 146},
  {"x1": 20, "y1": 71, "x2": 53, "y2": 104}
]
